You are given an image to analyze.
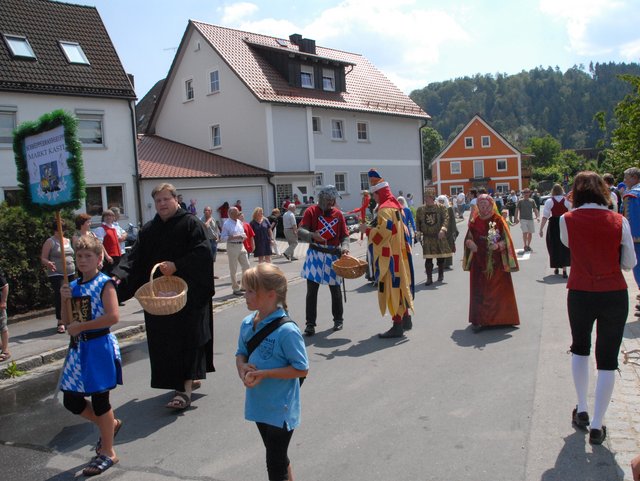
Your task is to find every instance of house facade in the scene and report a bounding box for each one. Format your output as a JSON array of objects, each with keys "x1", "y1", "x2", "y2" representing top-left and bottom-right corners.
[
  {"x1": 431, "y1": 114, "x2": 525, "y2": 197},
  {"x1": 145, "y1": 22, "x2": 429, "y2": 214},
  {"x1": 0, "y1": 0, "x2": 139, "y2": 224}
]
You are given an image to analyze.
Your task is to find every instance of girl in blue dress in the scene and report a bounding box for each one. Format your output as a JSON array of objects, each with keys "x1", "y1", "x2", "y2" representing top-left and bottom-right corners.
[
  {"x1": 60, "y1": 236, "x2": 122, "y2": 476},
  {"x1": 236, "y1": 264, "x2": 309, "y2": 481}
]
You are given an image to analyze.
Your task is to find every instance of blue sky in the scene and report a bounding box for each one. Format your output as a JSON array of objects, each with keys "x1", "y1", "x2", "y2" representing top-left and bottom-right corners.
[{"x1": 62, "y1": 0, "x2": 640, "y2": 99}]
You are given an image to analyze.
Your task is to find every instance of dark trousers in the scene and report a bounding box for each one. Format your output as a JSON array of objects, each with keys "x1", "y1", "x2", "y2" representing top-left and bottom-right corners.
[
  {"x1": 305, "y1": 280, "x2": 342, "y2": 325},
  {"x1": 568, "y1": 289, "x2": 628, "y2": 370},
  {"x1": 63, "y1": 390, "x2": 111, "y2": 417},
  {"x1": 256, "y1": 422, "x2": 293, "y2": 481},
  {"x1": 48, "y1": 275, "x2": 75, "y2": 321}
]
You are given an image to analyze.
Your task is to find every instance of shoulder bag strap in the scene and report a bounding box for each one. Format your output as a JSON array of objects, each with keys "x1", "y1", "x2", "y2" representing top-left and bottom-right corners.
[{"x1": 246, "y1": 315, "x2": 293, "y2": 357}]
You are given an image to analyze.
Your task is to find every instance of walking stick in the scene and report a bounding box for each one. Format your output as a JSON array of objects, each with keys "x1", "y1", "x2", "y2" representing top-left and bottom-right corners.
[{"x1": 342, "y1": 278, "x2": 347, "y2": 303}]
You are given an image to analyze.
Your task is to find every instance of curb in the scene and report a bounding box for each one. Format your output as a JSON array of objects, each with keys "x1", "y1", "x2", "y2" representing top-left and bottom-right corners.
[{"x1": 0, "y1": 323, "x2": 146, "y2": 380}]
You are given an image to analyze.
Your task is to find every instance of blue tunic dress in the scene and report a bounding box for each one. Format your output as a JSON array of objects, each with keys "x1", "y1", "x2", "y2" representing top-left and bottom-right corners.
[{"x1": 59, "y1": 273, "x2": 122, "y2": 395}]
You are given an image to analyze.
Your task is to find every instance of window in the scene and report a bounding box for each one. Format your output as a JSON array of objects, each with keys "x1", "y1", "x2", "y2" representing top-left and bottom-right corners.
[
  {"x1": 357, "y1": 122, "x2": 369, "y2": 141},
  {"x1": 496, "y1": 183, "x2": 510, "y2": 194},
  {"x1": 473, "y1": 159, "x2": 484, "y2": 178},
  {"x1": 322, "y1": 68, "x2": 335, "y2": 91},
  {"x1": 208, "y1": 69, "x2": 220, "y2": 94},
  {"x1": 334, "y1": 172, "x2": 347, "y2": 193},
  {"x1": 76, "y1": 110, "x2": 104, "y2": 146},
  {"x1": 0, "y1": 107, "x2": 17, "y2": 144},
  {"x1": 464, "y1": 137, "x2": 473, "y2": 149},
  {"x1": 331, "y1": 119, "x2": 344, "y2": 140},
  {"x1": 360, "y1": 172, "x2": 369, "y2": 191},
  {"x1": 450, "y1": 186, "x2": 464, "y2": 196},
  {"x1": 312, "y1": 116, "x2": 321, "y2": 133},
  {"x1": 450, "y1": 161, "x2": 461, "y2": 175},
  {"x1": 301, "y1": 65, "x2": 314, "y2": 89},
  {"x1": 496, "y1": 158, "x2": 507, "y2": 171},
  {"x1": 211, "y1": 125, "x2": 221, "y2": 148},
  {"x1": 481, "y1": 136, "x2": 491, "y2": 148},
  {"x1": 314, "y1": 173, "x2": 324, "y2": 187},
  {"x1": 276, "y1": 184, "x2": 293, "y2": 209},
  {"x1": 185, "y1": 79, "x2": 194, "y2": 101},
  {"x1": 85, "y1": 185, "x2": 124, "y2": 216},
  {"x1": 3, "y1": 35, "x2": 36, "y2": 59},
  {"x1": 59, "y1": 41, "x2": 89, "y2": 64}
]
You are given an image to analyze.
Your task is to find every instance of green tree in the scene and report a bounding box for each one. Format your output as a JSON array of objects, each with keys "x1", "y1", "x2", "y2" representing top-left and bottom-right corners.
[
  {"x1": 527, "y1": 135, "x2": 561, "y2": 167},
  {"x1": 421, "y1": 126, "x2": 444, "y2": 180}
]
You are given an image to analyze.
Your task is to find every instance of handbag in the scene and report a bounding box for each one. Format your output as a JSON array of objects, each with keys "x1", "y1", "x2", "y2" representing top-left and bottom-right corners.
[{"x1": 246, "y1": 315, "x2": 305, "y2": 386}]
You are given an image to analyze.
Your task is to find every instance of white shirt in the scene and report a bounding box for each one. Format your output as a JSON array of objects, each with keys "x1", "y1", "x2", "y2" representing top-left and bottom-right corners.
[
  {"x1": 559, "y1": 203, "x2": 636, "y2": 270},
  {"x1": 542, "y1": 196, "x2": 572, "y2": 219},
  {"x1": 457, "y1": 193, "x2": 466, "y2": 205},
  {"x1": 220, "y1": 218, "x2": 246, "y2": 242},
  {"x1": 283, "y1": 210, "x2": 297, "y2": 229}
]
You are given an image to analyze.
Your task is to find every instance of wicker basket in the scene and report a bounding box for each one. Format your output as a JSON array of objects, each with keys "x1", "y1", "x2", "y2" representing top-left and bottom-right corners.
[
  {"x1": 332, "y1": 255, "x2": 368, "y2": 279},
  {"x1": 134, "y1": 263, "x2": 188, "y2": 316}
]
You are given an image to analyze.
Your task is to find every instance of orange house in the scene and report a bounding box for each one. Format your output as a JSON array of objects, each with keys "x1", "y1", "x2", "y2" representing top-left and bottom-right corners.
[{"x1": 431, "y1": 114, "x2": 526, "y2": 197}]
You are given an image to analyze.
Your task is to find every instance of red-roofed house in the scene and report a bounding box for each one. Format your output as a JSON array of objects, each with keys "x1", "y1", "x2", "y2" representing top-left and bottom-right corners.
[
  {"x1": 143, "y1": 21, "x2": 430, "y2": 216},
  {"x1": 0, "y1": 0, "x2": 139, "y2": 224},
  {"x1": 431, "y1": 114, "x2": 525, "y2": 197}
]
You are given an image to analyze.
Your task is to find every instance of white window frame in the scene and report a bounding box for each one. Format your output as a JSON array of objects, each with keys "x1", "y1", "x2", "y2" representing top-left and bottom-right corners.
[
  {"x1": 334, "y1": 172, "x2": 347, "y2": 193},
  {"x1": 208, "y1": 69, "x2": 220, "y2": 94},
  {"x1": 322, "y1": 68, "x2": 335, "y2": 91},
  {"x1": 301, "y1": 65, "x2": 314, "y2": 89},
  {"x1": 450, "y1": 161, "x2": 461, "y2": 175},
  {"x1": 473, "y1": 159, "x2": 484, "y2": 178},
  {"x1": 481, "y1": 135, "x2": 491, "y2": 148},
  {"x1": 331, "y1": 119, "x2": 345, "y2": 141},
  {"x1": 59, "y1": 41, "x2": 90, "y2": 65},
  {"x1": 0, "y1": 106, "x2": 17, "y2": 146},
  {"x1": 464, "y1": 136, "x2": 474, "y2": 149},
  {"x1": 496, "y1": 158, "x2": 507, "y2": 172},
  {"x1": 3, "y1": 34, "x2": 36, "y2": 59},
  {"x1": 314, "y1": 173, "x2": 324, "y2": 187},
  {"x1": 75, "y1": 109, "x2": 104, "y2": 147},
  {"x1": 496, "y1": 183, "x2": 510, "y2": 194},
  {"x1": 312, "y1": 116, "x2": 321, "y2": 133},
  {"x1": 85, "y1": 184, "x2": 125, "y2": 217},
  {"x1": 450, "y1": 185, "x2": 464, "y2": 196},
  {"x1": 185, "y1": 78, "x2": 194, "y2": 101},
  {"x1": 360, "y1": 172, "x2": 369, "y2": 191},
  {"x1": 356, "y1": 121, "x2": 369, "y2": 142},
  {"x1": 210, "y1": 124, "x2": 221, "y2": 149}
]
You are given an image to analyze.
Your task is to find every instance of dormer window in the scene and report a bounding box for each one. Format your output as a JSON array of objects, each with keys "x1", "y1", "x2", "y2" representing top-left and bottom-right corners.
[
  {"x1": 59, "y1": 41, "x2": 90, "y2": 65},
  {"x1": 322, "y1": 68, "x2": 335, "y2": 91},
  {"x1": 301, "y1": 65, "x2": 314, "y2": 89},
  {"x1": 3, "y1": 34, "x2": 36, "y2": 59}
]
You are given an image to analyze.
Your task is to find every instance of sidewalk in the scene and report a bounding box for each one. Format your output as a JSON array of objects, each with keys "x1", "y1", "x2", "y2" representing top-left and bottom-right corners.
[{"x1": 0, "y1": 236, "x2": 369, "y2": 378}]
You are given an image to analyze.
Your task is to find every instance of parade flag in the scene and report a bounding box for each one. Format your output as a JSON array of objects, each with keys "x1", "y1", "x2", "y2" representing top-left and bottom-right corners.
[{"x1": 13, "y1": 109, "x2": 85, "y2": 214}]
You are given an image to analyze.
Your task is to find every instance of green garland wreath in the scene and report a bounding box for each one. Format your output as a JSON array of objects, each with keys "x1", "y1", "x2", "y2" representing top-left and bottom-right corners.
[{"x1": 13, "y1": 109, "x2": 85, "y2": 215}]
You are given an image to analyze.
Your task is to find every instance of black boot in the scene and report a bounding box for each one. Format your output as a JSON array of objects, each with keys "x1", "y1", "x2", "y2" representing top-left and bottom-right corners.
[
  {"x1": 437, "y1": 264, "x2": 444, "y2": 282},
  {"x1": 425, "y1": 262, "x2": 433, "y2": 286},
  {"x1": 378, "y1": 323, "x2": 404, "y2": 338},
  {"x1": 402, "y1": 314, "x2": 412, "y2": 331},
  {"x1": 304, "y1": 323, "x2": 316, "y2": 336}
]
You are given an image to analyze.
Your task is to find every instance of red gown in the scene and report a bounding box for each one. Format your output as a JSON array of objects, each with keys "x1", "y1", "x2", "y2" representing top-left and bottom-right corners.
[{"x1": 463, "y1": 213, "x2": 520, "y2": 327}]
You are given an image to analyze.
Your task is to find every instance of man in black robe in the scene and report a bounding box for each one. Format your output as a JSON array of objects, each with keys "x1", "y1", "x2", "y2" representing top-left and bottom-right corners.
[{"x1": 113, "y1": 183, "x2": 214, "y2": 410}]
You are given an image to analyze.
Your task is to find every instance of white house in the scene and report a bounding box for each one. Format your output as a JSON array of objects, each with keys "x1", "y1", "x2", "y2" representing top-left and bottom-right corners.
[
  {"x1": 144, "y1": 21, "x2": 430, "y2": 214},
  {"x1": 0, "y1": 0, "x2": 139, "y2": 224}
]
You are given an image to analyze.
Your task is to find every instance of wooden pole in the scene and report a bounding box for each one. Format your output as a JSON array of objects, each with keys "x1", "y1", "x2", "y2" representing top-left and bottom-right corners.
[{"x1": 55, "y1": 210, "x2": 72, "y2": 324}]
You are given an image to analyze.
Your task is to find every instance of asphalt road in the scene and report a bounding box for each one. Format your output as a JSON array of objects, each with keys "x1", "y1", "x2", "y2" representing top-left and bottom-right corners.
[{"x1": 0, "y1": 227, "x2": 627, "y2": 481}]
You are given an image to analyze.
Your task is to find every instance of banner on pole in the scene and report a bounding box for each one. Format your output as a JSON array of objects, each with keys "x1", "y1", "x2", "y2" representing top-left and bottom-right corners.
[{"x1": 13, "y1": 109, "x2": 85, "y2": 214}]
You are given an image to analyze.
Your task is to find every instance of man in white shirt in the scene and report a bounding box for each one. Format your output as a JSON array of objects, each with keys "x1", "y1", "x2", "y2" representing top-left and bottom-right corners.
[
  {"x1": 220, "y1": 206, "x2": 250, "y2": 295},
  {"x1": 282, "y1": 203, "x2": 298, "y2": 260},
  {"x1": 456, "y1": 191, "x2": 466, "y2": 219}
]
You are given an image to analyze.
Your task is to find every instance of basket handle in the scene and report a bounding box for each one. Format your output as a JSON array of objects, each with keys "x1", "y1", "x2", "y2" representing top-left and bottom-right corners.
[{"x1": 149, "y1": 263, "x2": 164, "y2": 298}]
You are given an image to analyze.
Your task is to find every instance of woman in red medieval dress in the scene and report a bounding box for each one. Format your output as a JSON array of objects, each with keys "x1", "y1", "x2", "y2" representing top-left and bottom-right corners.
[{"x1": 463, "y1": 194, "x2": 520, "y2": 329}]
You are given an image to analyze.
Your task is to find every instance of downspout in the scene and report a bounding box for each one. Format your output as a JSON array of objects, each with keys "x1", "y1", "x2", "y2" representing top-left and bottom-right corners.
[
  {"x1": 268, "y1": 174, "x2": 277, "y2": 210},
  {"x1": 418, "y1": 118, "x2": 429, "y2": 204},
  {"x1": 128, "y1": 99, "x2": 143, "y2": 225}
]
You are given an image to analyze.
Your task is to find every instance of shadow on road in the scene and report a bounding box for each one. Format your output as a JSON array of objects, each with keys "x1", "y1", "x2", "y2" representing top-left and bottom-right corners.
[
  {"x1": 314, "y1": 334, "x2": 409, "y2": 360},
  {"x1": 537, "y1": 275, "x2": 568, "y2": 285},
  {"x1": 540, "y1": 431, "x2": 624, "y2": 481},
  {"x1": 11, "y1": 326, "x2": 59, "y2": 343},
  {"x1": 450, "y1": 325, "x2": 518, "y2": 350}
]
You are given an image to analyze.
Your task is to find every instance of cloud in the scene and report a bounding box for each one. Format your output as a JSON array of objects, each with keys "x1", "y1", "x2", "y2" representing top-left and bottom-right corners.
[
  {"x1": 539, "y1": 0, "x2": 640, "y2": 58},
  {"x1": 219, "y1": 2, "x2": 259, "y2": 24}
]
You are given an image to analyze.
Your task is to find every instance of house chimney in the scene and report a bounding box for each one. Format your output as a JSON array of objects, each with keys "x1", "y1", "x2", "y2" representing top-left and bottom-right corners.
[
  {"x1": 289, "y1": 34, "x2": 302, "y2": 46},
  {"x1": 300, "y1": 38, "x2": 316, "y2": 55}
]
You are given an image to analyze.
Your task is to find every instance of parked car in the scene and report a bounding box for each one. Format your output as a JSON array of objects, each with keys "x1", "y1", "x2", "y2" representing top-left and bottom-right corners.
[{"x1": 276, "y1": 204, "x2": 359, "y2": 238}]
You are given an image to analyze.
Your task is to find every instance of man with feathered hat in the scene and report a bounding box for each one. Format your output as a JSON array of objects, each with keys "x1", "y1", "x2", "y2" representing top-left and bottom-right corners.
[
  {"x1": 298, "y1": 185, "x2": 351, "y2": 335},
  {"x1": 360, "y1": 169, "x2": 415, "y2": 338}
]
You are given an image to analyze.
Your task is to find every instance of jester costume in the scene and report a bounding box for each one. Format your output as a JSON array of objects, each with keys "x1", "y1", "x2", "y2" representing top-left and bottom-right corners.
[
  {"x1": 366, "y1": 169, "x2": 415, "y2": 338},
  {"x1": 299, "y1": 186, "x2": 350, "y2": 335},
  {"x1": 463, "y1": 195, "x2": 520, "y2": 328}
]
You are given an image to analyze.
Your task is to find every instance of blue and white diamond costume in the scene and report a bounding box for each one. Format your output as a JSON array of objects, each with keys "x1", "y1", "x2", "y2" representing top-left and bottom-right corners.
[{"x1": 59, "y1": 272, "x2": 122, "y2": 395}]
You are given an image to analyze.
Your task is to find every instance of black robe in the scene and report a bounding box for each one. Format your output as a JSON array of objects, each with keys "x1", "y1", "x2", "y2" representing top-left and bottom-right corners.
[{"x1": 113, "y1": 208, "x2": 215, "y2": 390}]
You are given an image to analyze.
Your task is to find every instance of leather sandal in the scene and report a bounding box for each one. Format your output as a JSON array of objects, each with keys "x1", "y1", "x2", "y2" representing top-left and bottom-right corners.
[
  {"x1": 165, "y1": 392, "x2": 191, "y2": 411},
  {"x1": 82, "y1": 454, "x2": 118, "y2": 476}
]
